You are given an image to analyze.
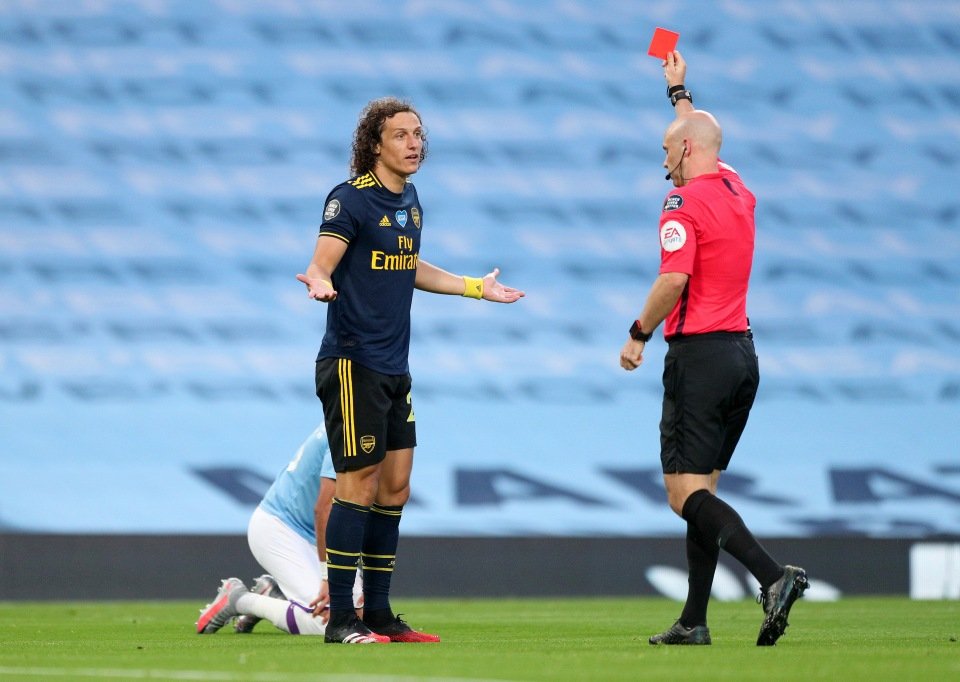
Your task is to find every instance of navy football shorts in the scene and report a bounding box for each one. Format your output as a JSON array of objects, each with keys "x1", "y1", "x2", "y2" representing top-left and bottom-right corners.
[{"x1": 315, "y1": 357, "x2": 417, "y2": 473}]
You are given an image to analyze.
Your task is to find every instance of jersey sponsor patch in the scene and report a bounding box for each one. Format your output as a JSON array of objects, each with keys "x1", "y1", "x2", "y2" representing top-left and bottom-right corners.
[
  {"x1": 660, "y1": 220, "x2": 687, "y2": 252},
  {"x1": 323, "y1": 199, "x2": 341, "y2": 221},
  {"x1": 663, "y1": 194, "x2": 683, "y2": 211},
  {"x1": 395, "y1": 209, "x2": 408, "y2": 227}
]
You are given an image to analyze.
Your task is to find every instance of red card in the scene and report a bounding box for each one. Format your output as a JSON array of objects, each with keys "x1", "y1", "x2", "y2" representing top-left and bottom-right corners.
[{"x1": 647, "y1": 27, "x2": 679, "y2": 60}]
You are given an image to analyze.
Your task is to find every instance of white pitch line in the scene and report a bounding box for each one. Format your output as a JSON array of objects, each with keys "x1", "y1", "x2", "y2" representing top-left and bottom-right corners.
[{"x1": 0, "y1": 667, "x2": 522, "y2": 682}]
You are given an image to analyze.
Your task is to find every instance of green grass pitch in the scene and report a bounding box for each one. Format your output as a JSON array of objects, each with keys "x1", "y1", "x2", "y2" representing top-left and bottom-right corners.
[{"x1": 0, "y1": 597, "x2": 957, "y2": 681}]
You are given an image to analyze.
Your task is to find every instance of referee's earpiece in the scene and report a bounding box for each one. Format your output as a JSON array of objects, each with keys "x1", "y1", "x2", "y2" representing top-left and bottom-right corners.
[{"x1": 664, "y1": 144, "x2": 688, "y2": 181}]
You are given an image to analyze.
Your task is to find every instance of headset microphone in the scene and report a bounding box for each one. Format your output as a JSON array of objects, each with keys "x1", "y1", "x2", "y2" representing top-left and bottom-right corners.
[{"x1": 664, "y1": 147, "x2": 686, "y2": 181}]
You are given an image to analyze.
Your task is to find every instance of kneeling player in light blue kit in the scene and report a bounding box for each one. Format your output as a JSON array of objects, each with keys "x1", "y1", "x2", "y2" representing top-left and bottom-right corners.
[{"x1": 196, "y1": 425, "x2": 366, "y2": 639}]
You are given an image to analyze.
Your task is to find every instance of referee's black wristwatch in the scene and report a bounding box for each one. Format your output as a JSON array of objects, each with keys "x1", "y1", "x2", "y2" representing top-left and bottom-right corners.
[
  {"x1": 667, "y1": 83, "x2": 693, "y2": 107},
  {"x1": 628, "y1": 320, "x2": 653, "y2": 343}
]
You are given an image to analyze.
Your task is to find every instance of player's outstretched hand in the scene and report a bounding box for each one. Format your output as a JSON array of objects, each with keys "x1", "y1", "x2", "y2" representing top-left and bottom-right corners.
[
  {"x1": 296, "y1": 273, "x2": 338, "y2": 302},
  {"x1": 482, "y1": 267, "x2": 525, "y2": 303},
  {"x1": 663, "y1": 49, "x2": 686, "y2": 88},
  {"x1": 309, "y1": 580, "x2": 331, "y2": 623}
]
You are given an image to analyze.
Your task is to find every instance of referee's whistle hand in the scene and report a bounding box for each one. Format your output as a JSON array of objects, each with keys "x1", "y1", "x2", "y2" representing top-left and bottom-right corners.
[{"x1": 619, "y1": 339, "x2": 645, "y2": 371}]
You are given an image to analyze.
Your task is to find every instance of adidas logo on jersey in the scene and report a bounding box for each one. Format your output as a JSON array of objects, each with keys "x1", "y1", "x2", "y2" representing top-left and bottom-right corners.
[{"x1": 379, "y1": 215, "x2": 392, "y2": 227}]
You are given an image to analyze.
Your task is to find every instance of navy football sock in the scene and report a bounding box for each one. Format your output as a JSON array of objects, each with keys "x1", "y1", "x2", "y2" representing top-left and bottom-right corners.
[
  {"x1": 361, "y1": 503, "x2": 402, "y2": 614},
  {"x1": 682, "y1": 489, "x2": 782, "y2": 590},
  {"x1": 679, "y1": 521, "x2": 719, "y2": 629},
  {"x1": 325, "y1": 498, "x2": 369, "y2": 612}
]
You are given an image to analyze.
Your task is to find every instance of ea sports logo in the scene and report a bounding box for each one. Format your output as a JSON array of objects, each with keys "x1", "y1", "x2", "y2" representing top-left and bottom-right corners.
[{"x1": 660, "y1": 220, "x2": 687, "y2": 252}]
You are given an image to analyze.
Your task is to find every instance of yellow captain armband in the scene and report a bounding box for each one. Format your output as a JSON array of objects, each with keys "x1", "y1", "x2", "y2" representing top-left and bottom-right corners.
[{"x1": 462, "y1": 275, "x2": 484, "y2": 299}]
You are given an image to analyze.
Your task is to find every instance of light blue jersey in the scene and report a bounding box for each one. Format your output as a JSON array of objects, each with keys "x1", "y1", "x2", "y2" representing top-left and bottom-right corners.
[{"x1": 259, "y1": 425, "x2": 336, "y2": 545}]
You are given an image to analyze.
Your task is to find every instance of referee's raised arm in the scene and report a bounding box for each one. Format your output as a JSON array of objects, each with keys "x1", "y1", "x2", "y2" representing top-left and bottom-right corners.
[
  {"x1": 624, "y1": 50, "x2": 809, "y2": 648},
  {"x1": 664, "y1": 50, "x2": 694, "y2": 116}
]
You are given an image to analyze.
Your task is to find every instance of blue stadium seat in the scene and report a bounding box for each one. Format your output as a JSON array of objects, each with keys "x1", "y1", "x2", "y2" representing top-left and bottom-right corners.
[{"x1": 1, "y1": 1, "x2": 957, "y2": 537}]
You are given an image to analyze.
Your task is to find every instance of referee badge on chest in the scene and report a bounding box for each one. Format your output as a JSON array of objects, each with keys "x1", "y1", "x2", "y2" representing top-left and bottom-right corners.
[{"x1": 395, "y1": 210, "x2": 408, "y2": 228}]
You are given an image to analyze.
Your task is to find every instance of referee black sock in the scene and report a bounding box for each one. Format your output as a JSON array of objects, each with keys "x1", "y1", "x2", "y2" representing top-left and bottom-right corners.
[
  {"x1": 678, "y1": 521, "x2": 719, "y2": 629},
  {"x1": 325, "y1": 498, "x2": 369, "y2": 613},
  {"x1": 682, "y1": 489, "x2": 783, "y2": 590},
  {"x1": 361, "y1": 503, "x2": 402, "y2": 615}
]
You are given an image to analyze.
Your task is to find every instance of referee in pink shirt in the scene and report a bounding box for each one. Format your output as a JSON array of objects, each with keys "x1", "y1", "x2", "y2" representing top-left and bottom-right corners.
[{"x1": 620, "y1": 50, "x2": 808, "y2": 647}]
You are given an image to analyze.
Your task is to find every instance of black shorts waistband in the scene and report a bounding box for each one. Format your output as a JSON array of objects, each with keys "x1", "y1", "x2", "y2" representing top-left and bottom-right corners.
[{"x1": 666, "y1": 330, "x2": 752, "y2": 345}]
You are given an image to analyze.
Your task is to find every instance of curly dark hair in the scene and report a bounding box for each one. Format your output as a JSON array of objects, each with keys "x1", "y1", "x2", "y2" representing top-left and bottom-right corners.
[{"x1": 350, "y1": 97, "x2": 428, "y2": 176}]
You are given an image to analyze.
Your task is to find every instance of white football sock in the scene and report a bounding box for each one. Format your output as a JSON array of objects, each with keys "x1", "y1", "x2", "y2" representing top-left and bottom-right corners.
[{"x1": 236, "y1": 593, "x2": 326, "y2": 636}]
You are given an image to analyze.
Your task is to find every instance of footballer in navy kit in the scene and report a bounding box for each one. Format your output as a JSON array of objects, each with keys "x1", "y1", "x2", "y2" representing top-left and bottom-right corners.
[
  {"x1": 315, "y1": 171, "x2": 423, "y2": 376},
  {"x1": 296, "y1": 97, "x2": 524, "y2": 645}
]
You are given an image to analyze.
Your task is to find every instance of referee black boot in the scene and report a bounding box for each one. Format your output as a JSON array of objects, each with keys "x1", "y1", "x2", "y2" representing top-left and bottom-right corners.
[
  {"x1": 756, "y1": 565, "x2": 808, "y2": 646},
  {"x1": 648, "y1": 620, "x2": 712, "y2": 645}
]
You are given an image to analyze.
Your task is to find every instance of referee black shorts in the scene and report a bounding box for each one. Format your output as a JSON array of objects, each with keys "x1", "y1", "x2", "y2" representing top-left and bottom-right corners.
[
  {"x1": 315, "y1": 357, "x2": 417, "y2": 473},
  {"x1": 659, "y1": 332, "x2": 759, "y2": 475}
]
